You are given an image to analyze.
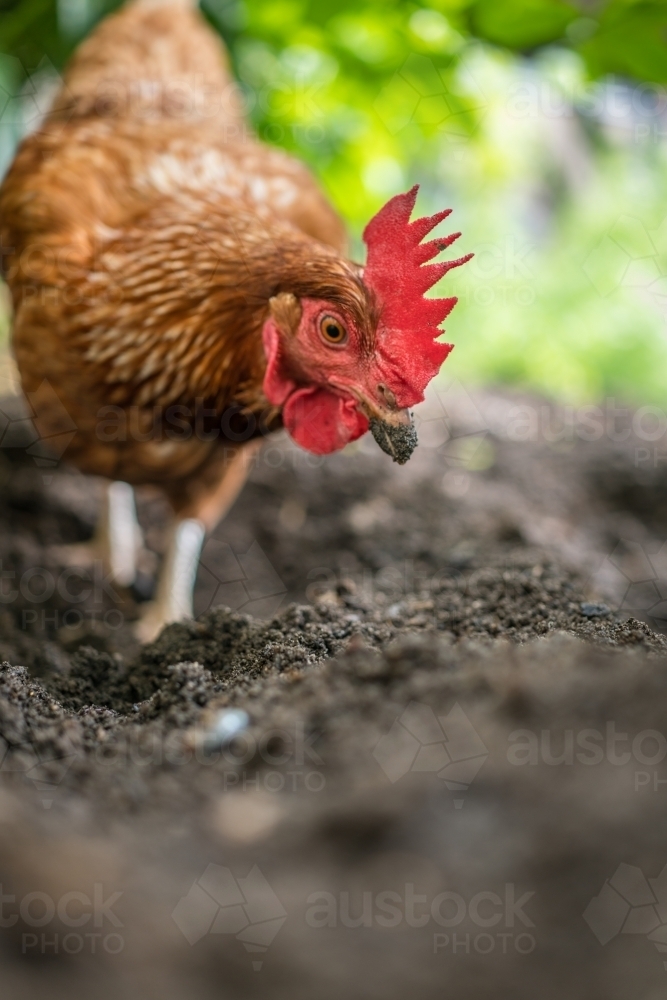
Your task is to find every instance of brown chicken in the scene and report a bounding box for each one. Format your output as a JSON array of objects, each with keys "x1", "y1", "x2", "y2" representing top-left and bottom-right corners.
[{"x1": 0, "y1": 0, "x2": 470, "y2": 639}]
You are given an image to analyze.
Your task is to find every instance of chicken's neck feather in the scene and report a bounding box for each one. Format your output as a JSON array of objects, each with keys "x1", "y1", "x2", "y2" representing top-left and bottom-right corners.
[{"x1": 68, "y1": 200, "x2": 368, "y2": 421}]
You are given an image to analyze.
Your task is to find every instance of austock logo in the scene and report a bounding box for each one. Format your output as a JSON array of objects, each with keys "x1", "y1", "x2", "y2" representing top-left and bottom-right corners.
[
  {"x1": 195, "y1": 535, "x2": 287, "y2": 619},
  {"x1": 0, "y1": 725, "x2": 78, "y2": 809},
  {"x1": 588, "y1": 538, "x2": 667, "y2": 633},
  {"x1": 171, "y1": 863, "x2": 287, "y2": 970},
  {"x1": 372, "y1": 700, "x2": 488, "y2": 806},
  {"x1": 0, "y1": 377, "x2": 77, "y2": 478},
  {"x1": 0, "y1": 881, "x2": 123, "y2": 955},
  {"x1": 0, "y1": 55, "x2": 64, "y2": 134},
  {"x1": 373, "y1": 53, "x2": 486, "y2": 139},
  {"x1": 305, "y1": 881, "x2": 536, "y2": 956},
  {"x1": 584, "y1": 863, "x2": 667, "y2": 970},
  {"x1": 583, "y1": 214, "x2": 667, "y2": 310}
]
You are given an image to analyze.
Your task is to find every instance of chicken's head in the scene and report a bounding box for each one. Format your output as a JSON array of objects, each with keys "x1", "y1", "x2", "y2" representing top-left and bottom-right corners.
[{"x1": 261, "y1": 186, "x2": 472, "y2": 463}]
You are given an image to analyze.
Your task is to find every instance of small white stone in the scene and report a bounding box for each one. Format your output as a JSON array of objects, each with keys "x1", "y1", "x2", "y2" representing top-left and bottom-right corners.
[{"x1": 210, "y1": 709, "x2": 250, "y2": 747}]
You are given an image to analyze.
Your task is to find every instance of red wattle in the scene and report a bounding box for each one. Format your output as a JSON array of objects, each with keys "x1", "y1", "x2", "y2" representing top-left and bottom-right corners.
[{"x1": 283, "y1": 387, "x2": 368, "y2": 455}]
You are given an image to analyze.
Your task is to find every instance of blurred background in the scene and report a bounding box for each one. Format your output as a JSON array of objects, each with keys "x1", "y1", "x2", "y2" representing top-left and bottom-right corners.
[{"x1": 1, "y1": 0, "x2": 667, "y2": 405}]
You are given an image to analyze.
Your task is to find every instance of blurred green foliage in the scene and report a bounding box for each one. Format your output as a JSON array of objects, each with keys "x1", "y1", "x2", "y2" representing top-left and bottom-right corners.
[
  {"x1": 1, "y1": 0, "x2": 667, "y2": 404},
  {"x1": 3, "y1": 0, "x2": 667, "y2": 82}
]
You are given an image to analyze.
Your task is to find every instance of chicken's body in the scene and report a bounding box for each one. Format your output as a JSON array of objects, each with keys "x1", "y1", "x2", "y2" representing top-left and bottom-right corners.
[
  {"x1": 0, "y1": 0, "x2": 470, "y2": 639},
  {"x1": 2, "y1": 0, "x2": 343, "y2": 499}
]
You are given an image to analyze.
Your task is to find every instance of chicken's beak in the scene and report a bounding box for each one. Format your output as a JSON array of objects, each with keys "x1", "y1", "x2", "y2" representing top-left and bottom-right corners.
[
  {"x1": 368, "y1": 408, "x2": 418, "y2": 465},
  {"x1": 330, "y1": 381, "x2": 419, "y2": 465}
]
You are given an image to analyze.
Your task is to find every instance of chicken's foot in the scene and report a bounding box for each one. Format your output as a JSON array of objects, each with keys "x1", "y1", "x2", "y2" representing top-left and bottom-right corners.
[
  {"x1": 134, "y1": 441, "x2": 262, "y2": 643},
  {"x1": 134, "y1": 518, "x2": 205, "y2": 643}
]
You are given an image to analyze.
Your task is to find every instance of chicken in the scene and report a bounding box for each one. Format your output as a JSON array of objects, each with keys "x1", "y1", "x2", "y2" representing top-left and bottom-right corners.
[{"x1": 0, "y1": 0, "x2": 471, "y2": 640}]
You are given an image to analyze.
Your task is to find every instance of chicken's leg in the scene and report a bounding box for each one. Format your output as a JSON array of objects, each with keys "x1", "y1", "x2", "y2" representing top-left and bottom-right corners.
[
  {"x1": 98, "y1": 480, "x2": 143, "y2": 586},
  {"x1": 135, "y1": 441, "x2": 261, "y2": 643},
  {"x1": 51, "y1": 480, "x2": 143, "y2": 586},
  {"x1": 134, "y1": 518, "x2": 206, "y2": 642}
]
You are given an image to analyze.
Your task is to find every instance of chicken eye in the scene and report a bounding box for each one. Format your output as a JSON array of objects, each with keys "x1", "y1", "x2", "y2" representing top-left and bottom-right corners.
[{"x1": 319, "y1": 315, "x2": 348, "y2": 346}]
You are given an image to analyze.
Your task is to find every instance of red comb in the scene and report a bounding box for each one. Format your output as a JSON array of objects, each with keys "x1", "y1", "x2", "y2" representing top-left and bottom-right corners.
[{"x1": 362, "y1": 185, "x2": 472, "y2": 406}]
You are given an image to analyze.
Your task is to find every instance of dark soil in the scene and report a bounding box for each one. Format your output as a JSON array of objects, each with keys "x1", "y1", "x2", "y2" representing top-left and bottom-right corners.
[{"x1": 2, "y1": 387, "x2": 667, "y2": 999}]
